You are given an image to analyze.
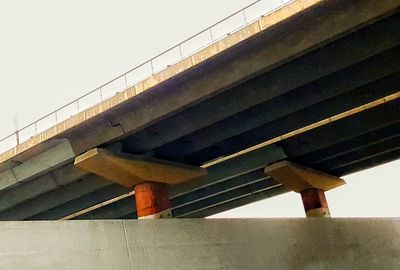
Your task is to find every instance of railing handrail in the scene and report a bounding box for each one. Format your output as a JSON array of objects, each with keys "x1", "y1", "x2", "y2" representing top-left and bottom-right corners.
[{"x1": 0, "y1": 0, "x2": 290, "y2": 149}]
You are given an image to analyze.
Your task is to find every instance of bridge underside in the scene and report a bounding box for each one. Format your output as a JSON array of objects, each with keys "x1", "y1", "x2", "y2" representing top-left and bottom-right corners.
[{"x1": 0, "y1": 0, "x2": 399, "y2": 220}]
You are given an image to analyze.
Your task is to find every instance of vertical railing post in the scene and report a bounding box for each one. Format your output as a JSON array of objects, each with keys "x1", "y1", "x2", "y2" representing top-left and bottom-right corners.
[
  {"x1": 16, "y1": 130, "x2": 20, "y2": 145},
  {"x1": 124, "y1": 74, "x2": 128, "y2": 88},
  {"x1": 100, "y1": 87, "x2": 103, "y2": 101},
  {"x1": 76, "y1": 100, "x2": 80, "y2": 112},
  {"x1": 150, "y1": 60, "x2": 154, "y2": 75},
  {"x1": 242, "y1": 9, "x2": 248, "y2": 25},
  {"x1": 178, "y1": 44, "x2": 183, "y2": 59},
  {"x1": 209, "y1": 28, "x2": 214, "y2": 42}
]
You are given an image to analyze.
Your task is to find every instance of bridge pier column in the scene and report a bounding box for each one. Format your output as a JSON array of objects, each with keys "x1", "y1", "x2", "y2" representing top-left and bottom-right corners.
[
  {"x1": 74, "y1": 148, "x2": 207, "y2": 219},
  {"x1": 300, "y1": 188, "x2": 330, "y2": 217},
  {"x1": 134, "y1": 182, "x2": 172, "y2": 219},
  {"x1": 265, "y1": 161, "x2": 345, "y2": 218}
]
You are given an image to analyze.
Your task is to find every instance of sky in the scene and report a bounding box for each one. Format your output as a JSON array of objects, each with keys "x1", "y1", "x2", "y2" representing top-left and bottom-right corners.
[
  {"x1": 0, "y1": 0, "x2": 398, "y2": 217},
  {"x1": 209, "y1": 159, "x2": 400, "y2": 218}
]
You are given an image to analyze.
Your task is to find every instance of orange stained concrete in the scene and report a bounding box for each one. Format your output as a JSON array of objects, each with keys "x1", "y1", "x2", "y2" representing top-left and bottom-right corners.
[
  {"x1": 265, "y1": 161, "x2": 346, "y2": 193},
  {"x1": 74, "y1": 148, "x2": 207, "y2": 188}
]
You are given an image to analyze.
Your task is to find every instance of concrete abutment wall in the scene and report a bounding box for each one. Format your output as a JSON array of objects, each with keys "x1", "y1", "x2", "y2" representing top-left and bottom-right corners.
[{"x1": 0, "y1": 218, "x2": 399, "y2": 269}]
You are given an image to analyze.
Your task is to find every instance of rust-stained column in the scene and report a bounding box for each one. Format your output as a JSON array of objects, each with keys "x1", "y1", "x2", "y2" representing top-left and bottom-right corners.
[
  {"x1": 300, "y1": 188, "x2": 330, "y2": 217},
  {"x1": 134, "y1": 181, "x2": 172, "y2": 219},
  {"x1": 265, "y1": 161, "x2": 345, "y2": 218},
  {"x1": 75, "y1": 148, "x2": 207, "y2": 219}
]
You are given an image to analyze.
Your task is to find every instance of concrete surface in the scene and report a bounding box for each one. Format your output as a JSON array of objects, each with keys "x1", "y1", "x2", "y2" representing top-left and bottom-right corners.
[{"x1": 0, "y1": 218, "x2": 399, "y2": 269}]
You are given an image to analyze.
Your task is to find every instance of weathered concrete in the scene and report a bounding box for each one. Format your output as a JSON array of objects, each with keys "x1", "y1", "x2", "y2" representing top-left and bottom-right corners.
[
  {"x1": 0, "y1": 140, "x2": 76, "y2": 191},
  {"x1": 265, "y1": 161, "x2": 346, "y2": 192},
  {"x1": 74, "y1": 148, "x2": 207, "y2": 187},
  {"x1": 0, "y1": 219, "x2": 399, "y2": 269}
]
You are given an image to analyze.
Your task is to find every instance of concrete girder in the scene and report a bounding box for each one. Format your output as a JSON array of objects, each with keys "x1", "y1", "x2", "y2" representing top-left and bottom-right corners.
[
  {"x1": 293, "y1": 123, "x2": 400, "y2": 165},
  {"x1": 75, "y1": 114, "x2": 399, "y2": 217},
  {"x1": 314, "y1": 136, "x2": 400, "y2": 171},
  {"x1": 27, "y1": 145, "x2": 285, "y2": 220},
  {"x1": 0, "y1": 164, "x2": 90, "y2": 213},
  {"x1": 0, "y1": 174, "x2": 59, "y2": 212},
  {"x1": 0, "y1": 175, "x2": 111, "y2": 220},
  {"x1": 70, "y1": 146, "x2": 286, "y2": 220},
  {"x1": 127, "y1": 14, "x2": 400, "y2": 154},
  {"x1": 173, "y1": 178, "x2": 281, "y2": 218},
  {"x1": 158, "y1": 50, "x2": 400, "y2": 160},
  {"x1": 29, "y1": 184, "x2": 129, "y2": 220},
  {"x1": 27, "y1": 107, "x2": 399, "y2": 220},
  {"x1": 333, "y1": 148, "x2": 400, "y2": 176},
  {"x1": 44, "y1": 0, "x2": 398, "y2": 165},
  {"x1": 0, "y1": 140, "x2": 76, "y2": 191},
  {"x1": 180, "y1": 185, "x2": 287, "y2": 218},
  {"x1": 187, "y1": 94, "x2": 400, "y2": 165},
  {"x1": 110, "y1": 0, "x2": 400, "y2": 157},
  {"x1": 171, "y1": 170, "x2": 268, "y2": 208},
  {"x1": 280, "y1": 101, "x2": 400, "y2": 159},
  {"x1": 75, "y1": 174, "x2": 278, "y2": 220}
]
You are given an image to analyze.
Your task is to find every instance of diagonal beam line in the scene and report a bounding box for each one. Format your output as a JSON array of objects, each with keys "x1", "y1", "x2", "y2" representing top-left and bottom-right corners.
[{"x1": 202, "y1": 92, "x2": 400, "y2": 167}]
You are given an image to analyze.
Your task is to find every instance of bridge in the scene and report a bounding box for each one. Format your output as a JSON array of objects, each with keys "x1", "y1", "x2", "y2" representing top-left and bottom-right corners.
[
  {"x1": 1, "y1": 0, "x2": 400, "y2": 268},
  {"x1": 0, "y1": 0, "x2": 398, "y2": 222}
]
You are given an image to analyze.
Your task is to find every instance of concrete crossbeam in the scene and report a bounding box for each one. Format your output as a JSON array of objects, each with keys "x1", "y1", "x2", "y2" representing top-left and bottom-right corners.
[
  {"x1": 74, "y1": 148, "x2": 207, "y2": 187},
  {"x1": 265, "y1": 161, "x2": 345, "y2": 192},
  {"x1": 265, "y1": 161, "x2": 345, "y2": 217}
]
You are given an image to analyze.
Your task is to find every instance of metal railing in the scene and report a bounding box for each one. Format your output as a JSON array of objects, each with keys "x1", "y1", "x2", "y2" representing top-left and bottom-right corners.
[{"x1": 0, "y1": 0, "x2": 292, "y2": 154}]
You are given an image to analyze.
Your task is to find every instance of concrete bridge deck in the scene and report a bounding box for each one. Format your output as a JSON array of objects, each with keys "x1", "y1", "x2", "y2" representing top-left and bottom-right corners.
[{"x1": 0, "y1": 0, "x2": 399, "y2": 220}]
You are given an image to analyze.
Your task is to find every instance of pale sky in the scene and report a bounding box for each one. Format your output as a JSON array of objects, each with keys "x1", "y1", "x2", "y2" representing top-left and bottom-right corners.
[
  {"x1": 209, "y1": 159, "x2": 400, "y2": 218},
  {"x1": 0, "y1": 0, "x2": 398, "y2": 217}
]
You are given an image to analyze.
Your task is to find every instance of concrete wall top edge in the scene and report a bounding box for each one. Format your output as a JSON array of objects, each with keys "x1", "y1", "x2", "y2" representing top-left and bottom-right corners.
[{"x1": 0, "y1": 218, "x2": 400, "y2": 270}]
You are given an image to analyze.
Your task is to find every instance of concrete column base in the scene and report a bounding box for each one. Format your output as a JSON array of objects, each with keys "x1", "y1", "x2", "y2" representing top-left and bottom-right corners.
[{"x1": 134, "y1": 181, "x2": 172, "y2": 219}]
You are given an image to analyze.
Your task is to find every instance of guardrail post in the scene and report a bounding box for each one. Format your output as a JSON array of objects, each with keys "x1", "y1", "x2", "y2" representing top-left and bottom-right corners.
[
  {"x1": 150, "y1": 61, "x2": 154, "y2": 75},
  {"x1": 178, "y1": 44, "x2": 183, "y2": 59},
  {"x1": 16, "y1": 131, "x2": 20, "y2": 145}
]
